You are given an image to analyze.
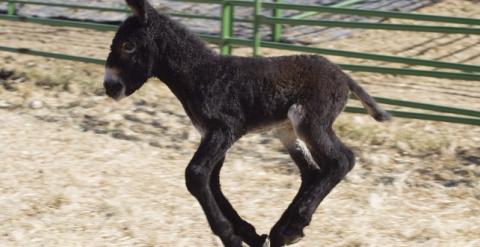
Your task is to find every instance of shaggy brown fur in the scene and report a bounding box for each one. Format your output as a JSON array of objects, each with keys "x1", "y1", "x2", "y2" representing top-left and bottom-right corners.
[{"x1": 103, "y1": 1, "x2": 390, "y2": 246}]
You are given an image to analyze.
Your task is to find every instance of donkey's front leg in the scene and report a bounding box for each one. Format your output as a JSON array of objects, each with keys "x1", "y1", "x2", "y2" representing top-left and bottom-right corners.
[
  {"x1": 211, "y1": 157, "x2": 268, "y2": 247},
  {"x1": 185, "y1": 129, "x2": 242, "y2": 247}
]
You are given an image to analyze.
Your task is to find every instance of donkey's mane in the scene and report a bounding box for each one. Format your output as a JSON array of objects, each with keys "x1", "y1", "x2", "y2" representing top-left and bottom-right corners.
[
  {"x1": 153, "y1": 12, "x2": 216, "y2": 58},
  {"x1": 143, "y1": 10, "x2": 219, "y2": 90}
]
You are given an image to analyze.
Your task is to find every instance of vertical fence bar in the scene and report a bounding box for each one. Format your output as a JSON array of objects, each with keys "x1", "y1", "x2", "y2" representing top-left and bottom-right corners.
[
  {"x1": 228, "y1": 4, "x2": 235, "y2": 55},
  {"x1": 221, "y1": 1, "x2": 233, "y2": 55},
  {"x1": 271, "y1": 0, "x2": 282, "y2": 42},
  {"x1": 125, "y1": 2, "x2": 130, "y2": 13},
  {"x1": 253, "y1": 0, "x2": 262, "y2": 56},
  {"x1": 7, "y1": 0, "x2": 16, "y2": 15}
]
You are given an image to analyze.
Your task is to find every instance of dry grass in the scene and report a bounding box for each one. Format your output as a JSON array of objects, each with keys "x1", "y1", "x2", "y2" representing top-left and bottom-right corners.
[{"x1": 0, "y1": 106, "x2": 478, "y2": 247}]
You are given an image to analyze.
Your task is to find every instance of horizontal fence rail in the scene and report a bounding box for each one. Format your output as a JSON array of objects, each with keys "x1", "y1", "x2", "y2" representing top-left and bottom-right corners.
[
  {"x1": 0, "y1": 0, "x2": 253, "y2": 23},
  {"x1": 260, "y1": 16, "x2": 480, "y2": 35},
  {"x1": 3, "y1": 13, "x2": 477, "y2": 81},
  {"x1": 0, "y1": 0, "x2": 479, "y2": 126},
  {"x1": 0, "y1": 45, "x2": 106, "y2": 64},
  {"x1": 226, "y1": 37, "x2": 480, "y2": 80},
  {"x1": 337, "y1": 64, "x2": 479, "y2": 81},
  {"x1": 174, "y1": 0, "x2": 480, "y2": 25},
  {"x1": 0, "y1": 14, "x2": 118, "y2": 31},
  {"x1": 259, "y1": 41, "x2": 480, "y2": 72},
  {"x1": 3, "y1": 0, "x2": 130, "y2": 12},
  {"x1": 345, "y1": 107, "x2": 480, "y2": 126},
  {"x1": 372, "y1": 97, "x2": 480, "y2": 119},
  {"x1": 0, "y1": 14, "x2": 223, "y2": 43},
  {"x1": 262, "y1": 2, "x2": 480, "y2": 25}
]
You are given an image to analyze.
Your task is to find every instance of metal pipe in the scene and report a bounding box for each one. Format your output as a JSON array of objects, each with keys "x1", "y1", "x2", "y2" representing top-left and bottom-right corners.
[
  {"x1": 271, "y1": 0, "x2": 282, "y2": 42},
  {"x1": 220, "y1": 1, "x2": 233, "y2": 55},
  {"x1": 260, "y1": 41, "x2": 480, "y2": 72},
  {"x1": 260, "y1": 16, "x2": 480, "y2": 35},
  {"x1": 7, "y1": 0, "x2": 15, "y2": 15},
  {"x1": 344, "y1": 107, "x2": 480, "y2": 126},
  {"x1": 253, "y1": 0, "x2": 262, "y2": 56}
]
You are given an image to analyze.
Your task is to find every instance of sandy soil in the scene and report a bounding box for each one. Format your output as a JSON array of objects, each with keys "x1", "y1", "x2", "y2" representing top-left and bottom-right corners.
[{"x1": 0, "y1": 0, "x2": 479, "y2": 246}]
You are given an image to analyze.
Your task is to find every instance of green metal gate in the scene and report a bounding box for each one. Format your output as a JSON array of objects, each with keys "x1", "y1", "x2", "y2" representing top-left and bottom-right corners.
[{"x1": 0, "y1": 0, "x2": 479, "y2": 125}]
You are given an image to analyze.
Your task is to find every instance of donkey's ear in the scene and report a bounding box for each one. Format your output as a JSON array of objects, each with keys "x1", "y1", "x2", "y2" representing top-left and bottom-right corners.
[{"x1": 126, "y1": 0, "x2": 148, "y2": 22}]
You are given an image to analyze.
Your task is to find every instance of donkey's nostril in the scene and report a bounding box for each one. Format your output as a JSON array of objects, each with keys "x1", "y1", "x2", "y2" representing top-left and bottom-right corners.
[{"x1": 104, "y1": 80, "x2": 123, "y2": 98}]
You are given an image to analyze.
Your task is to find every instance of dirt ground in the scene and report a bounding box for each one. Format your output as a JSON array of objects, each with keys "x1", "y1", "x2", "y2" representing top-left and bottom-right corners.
[{"x1": 0, "y1": 0, "x2": 479, "y2": 246}]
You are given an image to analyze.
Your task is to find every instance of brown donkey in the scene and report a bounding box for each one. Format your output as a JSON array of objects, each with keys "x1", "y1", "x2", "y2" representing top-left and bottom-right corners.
[{"x1": 103, "y1": 0, "x2": 390, "y2": 246}]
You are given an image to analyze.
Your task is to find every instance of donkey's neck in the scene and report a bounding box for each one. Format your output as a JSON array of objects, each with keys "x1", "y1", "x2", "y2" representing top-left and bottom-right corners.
[{"x1": 152, "y1": 13, "x2": 218, "y2": 98}]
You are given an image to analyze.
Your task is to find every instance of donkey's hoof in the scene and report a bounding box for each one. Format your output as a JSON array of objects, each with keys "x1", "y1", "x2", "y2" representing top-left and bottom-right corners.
[
  {"x1": 261, "y1": 235, "x2": 270, "y2": 247},
  {"x1": 269, "y1": 226, "x2": 304, "y2": 246},
  {"x1": 283, "y1": 233, "x2": 303, "y2": 245},
  {"x1": 223, "y1": 234, "x2": 243, "y2": 247},
  {"x1": 282, "y1": 226, "x2": 304, "y2": 245}
]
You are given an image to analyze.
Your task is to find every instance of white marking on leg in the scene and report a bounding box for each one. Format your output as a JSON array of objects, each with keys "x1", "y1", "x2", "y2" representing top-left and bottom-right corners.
[
  {"x1": 287, "y1": 104, "x2": 319, "y2": 169},
  {"x1": 295, "y1": 139, "x2": 319, "y2": 169},
  {"x1": 262, "y1": 236, "x2": 270, "y2": 247},
  {"x1": 287, "y1": 104, "x2": 306, "y2": 132}
]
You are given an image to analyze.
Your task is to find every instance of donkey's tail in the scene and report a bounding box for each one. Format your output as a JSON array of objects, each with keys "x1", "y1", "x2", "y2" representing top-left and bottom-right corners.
[{"x1": 347, "y1": 77, "x2": 391, "y2": 122}]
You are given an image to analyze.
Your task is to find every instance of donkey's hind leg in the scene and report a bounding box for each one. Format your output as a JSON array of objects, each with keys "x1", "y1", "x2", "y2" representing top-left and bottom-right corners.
[
  {"x1": 270, "y1": 125, "x2": 323, "y2": 245},
  {"x1": 211, "y1": 157, "x2": 268, "y2": 247},
  {"x1": 275, "y1": 125, "x2": 321, "y2": 184},
  {"x1": 270, "y1": 104, "x2": 355, "y2": 247}
]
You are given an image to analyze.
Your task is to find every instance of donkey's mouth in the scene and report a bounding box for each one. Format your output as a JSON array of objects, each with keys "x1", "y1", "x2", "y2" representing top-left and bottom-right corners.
[
  {"x1": 104, "y1": 82, "x2": 126, "y2": 101},
  {"x1": 112, "y1": 89, "x2": 126, "y2": 101}
]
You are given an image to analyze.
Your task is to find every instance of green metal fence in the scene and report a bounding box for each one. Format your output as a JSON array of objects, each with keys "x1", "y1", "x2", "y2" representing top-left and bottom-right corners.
[{"x1": 0, "y1": 0, "x2": 479, "y2": 126}]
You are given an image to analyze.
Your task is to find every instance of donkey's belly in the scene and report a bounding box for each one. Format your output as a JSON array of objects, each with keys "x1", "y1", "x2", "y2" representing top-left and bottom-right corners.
[{"x1": 247, "y1": 119, "x2": 290, "y2": 134}]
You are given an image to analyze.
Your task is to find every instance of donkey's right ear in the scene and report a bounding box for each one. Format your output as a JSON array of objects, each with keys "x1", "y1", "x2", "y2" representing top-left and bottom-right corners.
[{"x1": 126, "y1": 0, "x2": 148, "y2": 23}]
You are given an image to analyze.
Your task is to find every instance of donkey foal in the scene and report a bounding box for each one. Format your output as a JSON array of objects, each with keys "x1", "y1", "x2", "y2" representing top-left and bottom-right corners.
[{"x1": 104, "y1": 1, "x2": 391, "y2": 246}]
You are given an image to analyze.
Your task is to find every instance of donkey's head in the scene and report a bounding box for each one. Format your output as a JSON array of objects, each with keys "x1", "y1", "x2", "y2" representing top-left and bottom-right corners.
[{"x1": 104, "y1": 0, "x2": 159, "y2": 100}]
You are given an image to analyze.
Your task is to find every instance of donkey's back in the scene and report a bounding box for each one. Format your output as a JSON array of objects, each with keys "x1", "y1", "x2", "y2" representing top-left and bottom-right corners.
[{"x1": 211, "y1": 54, "x2": 354, "y2": 131}]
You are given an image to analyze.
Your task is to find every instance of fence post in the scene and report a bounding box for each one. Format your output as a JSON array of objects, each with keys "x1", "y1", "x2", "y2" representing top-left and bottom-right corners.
[
  {"x1": 253, "y1": 0, "x2": 262, "y2": 56},
  {"x1": 7, "y1": 0, "x2": 16, "y2": 15},
  {"x1": 271, "y1": 0, "x2": 282, "y2": 42},
  {"x1": 220, "y1": 0, "x2": 233, "y2": 55}
]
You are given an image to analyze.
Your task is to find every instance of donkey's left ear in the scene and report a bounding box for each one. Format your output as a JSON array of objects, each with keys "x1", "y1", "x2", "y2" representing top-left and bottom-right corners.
[{"x1": 126, "y1": 0, "x2": 149, "y2": 23}]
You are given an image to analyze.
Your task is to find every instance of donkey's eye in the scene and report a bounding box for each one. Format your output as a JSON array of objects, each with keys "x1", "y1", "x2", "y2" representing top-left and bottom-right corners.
[{"x1": 122, "y1": 42, "x2": 136, "y2": 53}]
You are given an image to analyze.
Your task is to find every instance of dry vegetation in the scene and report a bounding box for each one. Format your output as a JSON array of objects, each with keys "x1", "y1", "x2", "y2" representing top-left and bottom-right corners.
[{"x1": 0, "y1": 0, "x2": 479, "y2": 246}]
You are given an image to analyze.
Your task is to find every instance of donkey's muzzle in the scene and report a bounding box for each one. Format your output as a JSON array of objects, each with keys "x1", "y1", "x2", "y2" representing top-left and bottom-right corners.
[{"x1": 104, "y1": 80, "x2": 124, "y2": 99}]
